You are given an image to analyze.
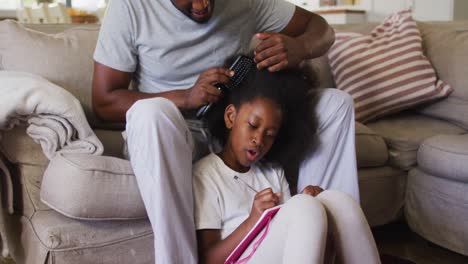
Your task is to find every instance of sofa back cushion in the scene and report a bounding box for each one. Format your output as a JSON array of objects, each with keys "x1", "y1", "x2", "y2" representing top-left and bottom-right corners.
[
  {"x1": 416, "y1": 22, "x2": 468, "y2": 129},
  {"x1": 0, "y1": 20, "x2": 104, "y2": 128}
]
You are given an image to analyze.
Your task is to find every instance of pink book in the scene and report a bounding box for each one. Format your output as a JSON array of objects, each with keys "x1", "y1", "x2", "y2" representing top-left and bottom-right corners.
[{"x1": 224, "y1": 205, "x2": 282, "y2": 264}]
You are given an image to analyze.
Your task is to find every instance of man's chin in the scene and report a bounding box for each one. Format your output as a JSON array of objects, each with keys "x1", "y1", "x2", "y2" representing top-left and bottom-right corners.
[{"x1": 189, "y1": 14, "x2": 212, "y2": 23}]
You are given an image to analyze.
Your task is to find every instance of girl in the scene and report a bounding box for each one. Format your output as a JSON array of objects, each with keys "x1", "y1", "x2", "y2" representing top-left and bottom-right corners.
[{"x1": 193, "y1": 67, "x2": 380, "y2": 264}]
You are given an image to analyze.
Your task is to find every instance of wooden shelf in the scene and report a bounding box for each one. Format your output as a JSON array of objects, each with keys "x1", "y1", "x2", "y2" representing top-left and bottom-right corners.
[{"x1": 314, "y1": 8, "x2": 366, "y2": 15}]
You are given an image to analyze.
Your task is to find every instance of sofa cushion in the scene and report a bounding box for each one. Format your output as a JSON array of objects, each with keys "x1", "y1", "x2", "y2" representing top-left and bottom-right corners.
[
  {"x1": 13, "y1": 210, "x2": 153, "y2": 264},
  {"x1": 367, "y1": 113, "x2": 465, "y2": 170},
  {"x1": 405, "y1": 168, "x2": 468, "y2": 255},
  {"x1": 416, "y1": 23, "x2": 468, "y2": 129},
  {"x1": 41, "y1": 153, "x2": 144, "y2": 220},
  {"x1": 328, "y1": 11, "x2": 452, "y2": 123},
  {"x1": 30, "y1": 209, "x2": 152, "y2": 251},
  {"x1": 418, "y1": 134, "x2": 468, "y2": 182},
  {"x1": 0, "y1": 126, "x2": 49, "y2": 166},
  {"x1": 355, "y1": 122, "x2": 388, "y2": 168},
  {"x1": 358, "y1": 166, "x2": 406, "y2": 227},
  {"x1": 0, "y1": 20, "x2": 109, "y2": 128},
  {"x1": 18, "y1": 163, "x2": 50, "y2": 218}
]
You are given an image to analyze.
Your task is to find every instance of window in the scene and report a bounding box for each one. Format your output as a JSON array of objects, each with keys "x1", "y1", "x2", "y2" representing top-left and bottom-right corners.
[{"x1": 0, "y1": 0, "x2": 18, "y2": 9}]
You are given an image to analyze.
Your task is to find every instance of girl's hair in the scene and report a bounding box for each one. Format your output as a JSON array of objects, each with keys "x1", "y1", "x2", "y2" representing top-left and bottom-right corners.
[{"x1": 206, "y1": 58, "x2": 319, "y2": 183}]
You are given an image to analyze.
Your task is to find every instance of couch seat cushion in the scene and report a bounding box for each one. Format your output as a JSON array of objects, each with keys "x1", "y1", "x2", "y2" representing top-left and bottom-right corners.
[
  {"x1": 31, "y1": 209, "x2": 152, "y2": 250},
  {"x1": 367, "y1": 112, "x2": 465, "y2": 170},
  {"x1": 355, "y1": 122, "x2": 388, "y2": 168},
  {"x1": 418, "y1": 134, "x2": 468, "y2": 182}
]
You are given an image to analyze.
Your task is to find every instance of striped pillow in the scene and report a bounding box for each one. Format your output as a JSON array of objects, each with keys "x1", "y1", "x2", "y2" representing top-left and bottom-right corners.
[{"x1": 328, "y1": 10, "x2": 453, "y2": 123}]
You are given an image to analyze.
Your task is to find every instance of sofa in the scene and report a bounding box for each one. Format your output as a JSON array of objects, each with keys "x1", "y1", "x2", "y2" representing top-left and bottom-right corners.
[{"x1": 0, "y1": 19, "x2": 467, "y2": 263}]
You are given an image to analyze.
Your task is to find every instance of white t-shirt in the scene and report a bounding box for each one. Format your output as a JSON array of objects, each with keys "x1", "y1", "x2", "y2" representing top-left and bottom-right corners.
[
  {"x1": 193, "y1": 153, "x2": 291, "y2": 239},
  {"x1": 93, "y1": 0, "x2": 295, "y2": 93}
]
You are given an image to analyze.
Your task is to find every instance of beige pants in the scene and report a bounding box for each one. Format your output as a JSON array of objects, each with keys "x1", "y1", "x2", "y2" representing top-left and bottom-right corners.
[{"x1": 239, "y1": 191, "x2": 381, "y2": 264}]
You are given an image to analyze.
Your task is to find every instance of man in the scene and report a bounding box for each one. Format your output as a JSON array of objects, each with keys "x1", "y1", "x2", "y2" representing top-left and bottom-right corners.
[{"x1": 92, "y1": 0, "x2": 358, "y2": 263}]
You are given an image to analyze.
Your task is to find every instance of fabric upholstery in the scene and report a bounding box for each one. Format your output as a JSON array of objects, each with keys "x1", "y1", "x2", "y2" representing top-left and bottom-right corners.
[
  {"x1": 355, "y1": 122, "x2": 388, "y2": 168},
  {"x1": 405, "y1": 168, "x2": 468, "y2": 256},
  {"x1": 41, "y1": 153, "x2": 144, "y2": 220},
  {"x1": 31, "y1": 210, "x2": 151, "y2": 250},
  {"x1": 418, "y1": 134, "x2": 468, "y2": 182},
  {"x1": 0, "y1": 20, "x2": 103, "y2": 128},
  {"x1": 0, "y1": 128, "x2": 125, "y2": 165},
  {"x1": 0, "y1": 71, "x2": 103, "y2": 159},
  {"x1": 18, "y1": 164, "x2": 49, "y2": 218},
  {"x1": 8, "y1": 210, "x2": 154, "y2": 264},
  {"x1": 94, "y1": 129, "x2": 126, "y2": 159},
  {"x1": 358, "y1": 166, "x2": 406, "y2": 227},
  {"x1": 0, "y1": 126, "x2": 48, "y2": 166},
  {"x1": 416, "y1": 23, "x2": 468, "y2": 129},
  {"x1": 328, "y1": 11, "x2": 452, "y2": 122},
  {"x1": 367, "y1": 113, "x2": 465, "y2": 170}
]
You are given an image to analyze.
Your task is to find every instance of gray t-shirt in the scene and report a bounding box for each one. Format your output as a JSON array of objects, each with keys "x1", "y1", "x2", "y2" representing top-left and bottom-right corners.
[{"x1": 93, "y1": 0, "x2": 295, "y2": 93}]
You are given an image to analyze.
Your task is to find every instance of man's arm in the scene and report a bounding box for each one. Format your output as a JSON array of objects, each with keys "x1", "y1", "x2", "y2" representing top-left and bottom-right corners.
[
  {"x1": 254, "y1": 6, "x2": 335, "y2": 72},
  {"x1": 92, "y1": 62, "x2": 232, "y2": 123}
]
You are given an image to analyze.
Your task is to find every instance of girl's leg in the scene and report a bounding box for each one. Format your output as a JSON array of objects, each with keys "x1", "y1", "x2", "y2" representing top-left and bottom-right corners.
[
  {"x1": 240, "y1": 194, "x2": 328, "y2": 264},
  {"x1": 317, "y1": 190, "x2": 381, "y2": 264},
  {"x1": 298, "y1": 89, "x2": 359, "y2": 201},
  {"x1": 126, "y1": 98, "x2": 197, "y2": 264}
]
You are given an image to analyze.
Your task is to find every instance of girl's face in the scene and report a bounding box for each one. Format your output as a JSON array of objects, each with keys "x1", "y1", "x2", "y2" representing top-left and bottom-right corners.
[{"x1": 221, "y1": 97, "x2": 283, "y2": 172}]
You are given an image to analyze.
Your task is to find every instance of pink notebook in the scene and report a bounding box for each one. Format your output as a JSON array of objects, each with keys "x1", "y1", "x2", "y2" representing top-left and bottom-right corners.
[{"x1": 224, "y1": 205, "x2": 282, "y2": 264}]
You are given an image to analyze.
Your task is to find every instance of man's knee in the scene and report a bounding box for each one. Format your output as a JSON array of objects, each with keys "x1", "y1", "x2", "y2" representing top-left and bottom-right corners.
[
  {"x1": 321, "y1": 89, "x2": 354, "y2": 113},
  {"x1": 315, "y1": 89, "x2": 354, "y2": 131},
  {"x1": 126, "y1": 97, "x2": 184, "y2": 128}
]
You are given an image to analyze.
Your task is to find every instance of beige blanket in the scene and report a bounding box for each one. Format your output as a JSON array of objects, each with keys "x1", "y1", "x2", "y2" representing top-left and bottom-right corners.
[{"x1": 0, "y1": 71, "x2": 103, "y2": 216}]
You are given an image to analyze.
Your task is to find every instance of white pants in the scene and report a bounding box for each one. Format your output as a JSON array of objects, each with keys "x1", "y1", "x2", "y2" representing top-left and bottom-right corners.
[
  {"x1": 239, "y1": 192, "x2": 380, "y2": 264},
  {"x1": 125, "y1": 89, "x2": 359, "y2": 263}
]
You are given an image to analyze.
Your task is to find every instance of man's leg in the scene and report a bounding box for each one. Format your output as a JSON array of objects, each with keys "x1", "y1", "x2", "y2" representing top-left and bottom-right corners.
[
  {"x1": 126, "y1": 98, "x2": 197, "y2": 264},
  {"x1": 298, "y1": 89, "x2": 360, "y2": 201}
]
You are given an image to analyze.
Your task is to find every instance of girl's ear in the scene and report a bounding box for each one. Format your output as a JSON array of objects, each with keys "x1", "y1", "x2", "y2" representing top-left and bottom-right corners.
[{"x1": 224, "y1": 104, "x2": 237, "y2": 129}]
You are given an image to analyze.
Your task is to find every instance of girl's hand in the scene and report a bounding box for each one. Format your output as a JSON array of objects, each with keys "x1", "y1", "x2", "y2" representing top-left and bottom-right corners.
[
  {"x1": 301, "y1": 185, "x2": 324, "y2": 197},
  {"x1": 247, "y1": 188, "x2": 281, "y2": 226}
]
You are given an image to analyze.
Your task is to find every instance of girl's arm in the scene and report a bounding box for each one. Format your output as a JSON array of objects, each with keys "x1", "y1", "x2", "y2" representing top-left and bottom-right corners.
[
  {"x1": 197, "y1": 220, "x2": 254, "y2": 264},
  {"x1": 197, "y1": 188, "x2": 281, "y2": 264}
]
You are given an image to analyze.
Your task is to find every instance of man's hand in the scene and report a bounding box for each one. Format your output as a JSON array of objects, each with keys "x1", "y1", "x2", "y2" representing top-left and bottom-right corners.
[
  {"x1": 301, "y1": 185, "x2": 324, "y2": 197},
  {"x1": 253, "y1": 32, "x2": 306, "y2": 72},
  {"x1": 184, "y1": 67, "x2": 234, "y2": 109},
  {"x1": 247, "y1": 188, "x2": 281, "y2": 226}
]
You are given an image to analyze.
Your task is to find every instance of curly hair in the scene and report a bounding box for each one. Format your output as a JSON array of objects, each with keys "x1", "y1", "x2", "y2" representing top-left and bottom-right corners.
[{"x1": 205, "y1": 59, "x2": 319, "y2": 184}]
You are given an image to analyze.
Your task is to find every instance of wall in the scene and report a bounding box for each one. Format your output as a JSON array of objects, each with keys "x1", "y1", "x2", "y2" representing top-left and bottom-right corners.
[
  {"x1": 289, "y1": 0, "x2": 468, "y2": 22},
  {"x1": 365, "y1": 0, "x2": 468, "y2": 22}
]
